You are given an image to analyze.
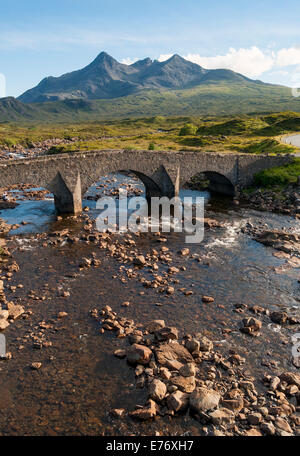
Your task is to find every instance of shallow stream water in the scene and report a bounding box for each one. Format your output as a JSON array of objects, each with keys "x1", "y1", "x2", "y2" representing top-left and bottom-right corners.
[{"x1": 0, "y1": 173, "x2": 299, "y2": 435}]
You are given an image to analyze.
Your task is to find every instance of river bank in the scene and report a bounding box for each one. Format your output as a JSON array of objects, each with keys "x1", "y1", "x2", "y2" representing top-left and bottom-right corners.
[{"x1": 241, "y1": 184, "x2": 300, "y2": 217}]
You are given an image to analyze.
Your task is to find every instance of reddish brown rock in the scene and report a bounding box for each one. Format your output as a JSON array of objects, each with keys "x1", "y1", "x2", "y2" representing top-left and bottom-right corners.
[
  {"x1": 167, "y1": 391, "x2": 189, "y2": 412},
  {"x1": 127, "y1": 344, "x2": 152, "y2": 365},
  {"x1": 170, "y1": 375, "x2": 196, "y2": 393},
  {"x1": 202, "y1": 296, "x2": 215, "y2": 303},
  {"x1": 129, "y1": 400, "x2": 158, "y2": 421},
  {"x1": 154, "y1": 342, "x2": 193, "y2": 368},
  {"x1": 7, "y1": 302, "x2": 25, "y2": 320},
  {"x1": 148, "y1": 379, "x2": 167, "y2": 402}
]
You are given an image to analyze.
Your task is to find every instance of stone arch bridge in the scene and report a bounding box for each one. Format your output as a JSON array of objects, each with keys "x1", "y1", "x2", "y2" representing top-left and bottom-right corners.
[{"x1": 0, "y1": 150, "x2": 292, "y2": 214}]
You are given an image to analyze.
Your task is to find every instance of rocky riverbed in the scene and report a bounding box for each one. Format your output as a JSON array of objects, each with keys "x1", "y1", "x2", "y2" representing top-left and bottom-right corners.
[
  {"x1": 241, "y1": 184, "x2": 300, "y2": 218},
  {"x1": 0, "y1": 137, "x2": 80, "y2": 160},
  {"x1": 0, "y1": 175, "x2": 299, "y2": 436}
]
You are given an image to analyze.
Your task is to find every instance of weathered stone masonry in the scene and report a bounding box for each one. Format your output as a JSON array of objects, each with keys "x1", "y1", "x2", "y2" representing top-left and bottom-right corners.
[{"x1": 0, "y1": 150, "x2": 292, "y2": 214}]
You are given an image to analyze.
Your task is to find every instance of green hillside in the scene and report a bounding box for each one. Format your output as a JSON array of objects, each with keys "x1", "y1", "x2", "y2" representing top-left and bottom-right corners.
[{"x1": 1, "y1": 81, "x2": 300, "y2": 123}]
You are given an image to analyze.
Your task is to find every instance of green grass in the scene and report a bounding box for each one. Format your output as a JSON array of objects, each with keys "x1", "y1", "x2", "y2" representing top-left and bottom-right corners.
[
  {"x1": 241, "y1": 138, "x2": 295, "y2": 155},
  {"x1": 1, "y1": 112, "x2": 300, "y2": 158},
  {"x1": 196, "y1": 118, "x2": 268, "y2": 136},
  {"x1": 179, "y1": 123, "x2": 198, "y2": 136},
  {"x1": 254, "y1": 158, "x2": 300, "y2": 187}
]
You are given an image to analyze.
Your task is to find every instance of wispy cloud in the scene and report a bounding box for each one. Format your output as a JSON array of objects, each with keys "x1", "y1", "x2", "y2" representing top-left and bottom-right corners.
[
  {"x1": 0, "y1": 28, "x2": 171, "y2": 51},
  {"x1": 0, "y1": 74, "x2": 6, "y2": 97}
]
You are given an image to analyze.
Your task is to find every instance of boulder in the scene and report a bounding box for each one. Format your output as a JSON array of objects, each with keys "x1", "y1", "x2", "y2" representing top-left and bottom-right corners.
[
  {"x1": 7, "y1": 302, "x2": 25, "y2": 320},
  {"x1": 247, "y1": 412, "x2": 262, "y2": 425},
  {"x1": 170, "y1": 375, "x2": 196, "y2": 393},
  {"x1": 160, "y1": 367, "x2": 172, "y2": 380},
  {"x1": 270, "y1": 311, "x2": 288, "y2": 325},
  {"x1": 241, "y1": 317, "x2": 262, "y2": 336},
  {"x1": 197, "y1": 335, "x2": 213, "y2": 352},
  {"x1": 114, "y1": 349, "x2": 126, "y2": 358},
  {"x1": 0, "y1": 309, "x2": 9, "y2": 320},
  {"x1": 145, "y1": 320, "x2": 165, "y2": 333},
  {"x1": 179, "y1": 363, "x2": 196, "y2": 377},
  {"x1": 260, "y1": 422, "x2": 276, "y2": 436},
  {"x1": 154, "y1": 342, "x2": 193, "y2": 369},
  {"x1": 185, "y1": 338, "x2": 200, "y2": 354},
  {"x1": 133, "y1": 255, "x2": 146, "y2": 266},
  {"x1": 190, "y1": 387, "x2": 221, "y2": 413},
  {"x1": 275, "y1": 417, "x2": 293, "y2": 434},
  {"x1": 0, "y1": 318, "x2": 9, "y2": 330},
  {"x1": 167, "y1": 391, "x2": 189, "y2": 412},
  {"x1": 221, "y1": 397, "x2": 244, "y2": 413},
  {"x1": 245, "y1": 429, "x2": 262, "y2": 437},
  {"x1": 148, "y1": 379, "x2": 167, "y2": 402},
  {"x1": 127, "y1": 344, "x2": 152, "y2": 365},
  {"x1": 154, "y1": 327, "x2": 178, "y2": 341},
  {"x1": 178, "y1": 248, "x2": 189, "y2": 256},
  {"x1": 280, "y1": 371, "x2": 300, "y2": 387},
  {"x1": 111, "y1": 408, "x2": 126, "y2": 418},
  {"x1": 209, "y1": 408, "x2": 235, "y2": 425}
]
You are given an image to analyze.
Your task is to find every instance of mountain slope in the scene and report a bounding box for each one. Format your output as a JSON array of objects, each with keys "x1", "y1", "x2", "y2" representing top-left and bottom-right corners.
[
  {"x1": 18, "y1": 52, "x2": 258, "y2": 103},
  {"x1": 1, "y1": 81, "x2": 300, "y2": 123}
]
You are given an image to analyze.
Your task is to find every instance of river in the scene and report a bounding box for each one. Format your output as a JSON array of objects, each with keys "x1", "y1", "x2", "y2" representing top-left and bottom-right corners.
[{"x1": 0, "y1": 173, "x2": 299, "y2": 435}]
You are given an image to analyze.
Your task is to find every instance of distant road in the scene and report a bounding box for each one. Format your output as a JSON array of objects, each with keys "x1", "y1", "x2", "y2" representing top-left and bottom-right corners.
[{"x1": 283, "y1": 134, "x2": 300, "y2": 156}]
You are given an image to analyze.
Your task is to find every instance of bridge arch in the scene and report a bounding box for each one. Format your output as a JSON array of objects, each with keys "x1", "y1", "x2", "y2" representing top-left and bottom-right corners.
[
  {"x1": 183, "y1": 170, "x2": 236, "y2": 196},
  {"x1": 82, "y1": 169, "x2": 164, "y2": 201}
]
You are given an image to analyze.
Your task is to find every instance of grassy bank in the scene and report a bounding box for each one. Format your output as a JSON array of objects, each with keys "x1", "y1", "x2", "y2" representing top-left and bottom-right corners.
[{"x1": 254, "y1": 158, "x2": 300, "y2": 188}]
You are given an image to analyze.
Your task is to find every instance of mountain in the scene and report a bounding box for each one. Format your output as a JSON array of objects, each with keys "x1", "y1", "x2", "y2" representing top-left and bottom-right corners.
[
  {"x1": 0, "y1": 97, "x2": 39, "y2": 121},
  {"x1": 18, "y1": 52, "x2": 257, "y2": 103},
  {"x1": 0, "y1": 52, "x2": 298, "y2": 122}
]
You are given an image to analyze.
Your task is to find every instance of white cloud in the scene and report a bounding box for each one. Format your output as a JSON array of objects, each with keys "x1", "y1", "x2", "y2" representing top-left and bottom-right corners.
[
  {"x1": 181, "y1": 47, "x2": 274, "y2": 78},
  {"x1": 276, "y1": 46, "x2": 300, "y2": 67},
  {"x1": 121, "y1": 57, "x2": 138, "y2": 65},
  {"x1": 158, "y1": 54, "x2": 173, "y2": 62}
]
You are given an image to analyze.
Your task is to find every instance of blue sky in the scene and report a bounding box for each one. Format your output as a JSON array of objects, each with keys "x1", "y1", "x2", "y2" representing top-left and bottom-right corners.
[{"x1": 1, "y1": 0, "x2": 300, "y2": 97}]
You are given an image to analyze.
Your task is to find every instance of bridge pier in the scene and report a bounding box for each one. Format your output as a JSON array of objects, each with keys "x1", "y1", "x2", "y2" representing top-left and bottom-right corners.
[
  {"x1": 49, "y1": 171, "x2": 82, "y2": 215},
  {"x1": 54, "y1": 190, "x2": 82, "y2": 215},
  {"x1": 133, "y1": 165, "x2": 180, "y2": 202}
]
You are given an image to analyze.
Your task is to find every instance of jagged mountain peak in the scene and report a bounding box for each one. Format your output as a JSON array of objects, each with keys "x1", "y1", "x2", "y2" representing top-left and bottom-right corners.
[
  {"x1": 18, "y1": 51, "x2": 257, "y2": 103},
  {"x1": 89, "y1": 51, "x2": 118, "y2": 66},
  {"x1": 131, "y1": 57, "x2": 153, "y2": 68}
]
